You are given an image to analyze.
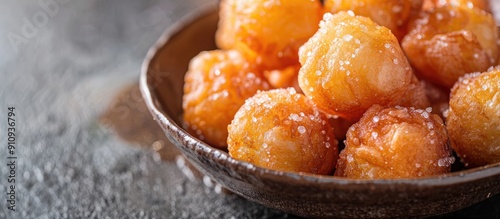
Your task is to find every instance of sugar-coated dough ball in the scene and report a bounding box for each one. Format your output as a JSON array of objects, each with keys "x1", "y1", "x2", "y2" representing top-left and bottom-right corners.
[
  {"x1": 216, "y1": 0, "x2": 323, "y2": 70},
  {"x1": 183, "y1": 50, "x2": 270, "y2": 148},
  {"x1": 298, "y1": 12, "x2": 413, "y2": 120},
  {"x1": 228, "y1": 88, "x2": 338, "y2": 174},
  {"x1": 335, "y1": 105, "x2": 454, "y2": 179},
  {"x1": 324, "y1": 0, "x2": 423, "y2": 40},
  {"x1": 447, "y1": 67, "x2": 500, "y2": 167},
  {"x1": 401, "y1": 5, "x2": 498, "y2": 88}
]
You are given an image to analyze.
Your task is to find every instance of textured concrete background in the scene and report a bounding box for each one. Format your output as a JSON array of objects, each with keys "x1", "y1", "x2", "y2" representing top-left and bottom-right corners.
[{"x1": 0, "y1": 0, "x2": 498, "y2": 218}]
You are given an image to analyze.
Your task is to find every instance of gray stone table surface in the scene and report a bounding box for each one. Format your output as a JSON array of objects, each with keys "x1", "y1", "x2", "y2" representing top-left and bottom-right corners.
[{"x1": 0, "y1": 0, "x2": 499, "y2": 218}]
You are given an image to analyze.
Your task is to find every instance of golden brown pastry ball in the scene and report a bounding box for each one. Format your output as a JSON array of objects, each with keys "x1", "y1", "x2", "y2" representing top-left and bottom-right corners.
[
  {"x1": 401, "y1": 4, "x2": 498, "y2": 88},
  {"x1": 216, "y1": 0, "x2": 323, "y2": 70},
  {"x1": 182, "y1": 50, "x2": 270, "y2": 148},
  {"x1": 228, "y1": 88, "x2": 338, "y2": 174},
  {"x1": 324, "y1": 0, "x2": 423, "y2": 40},
  {"x1": 335, "y1": 105, "x2": 453, "y2": 179},
  {"x1": 447, "y1": 67, "x2": 500, "y2": 167},
  {"x1": 298, "y1": 12, "x2": 413, "y2": 120}
]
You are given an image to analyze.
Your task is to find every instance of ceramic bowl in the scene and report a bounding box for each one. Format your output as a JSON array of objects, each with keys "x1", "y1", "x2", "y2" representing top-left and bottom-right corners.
[{"x1": 140, "y1": 3, "x2": 500, "y2": 218}]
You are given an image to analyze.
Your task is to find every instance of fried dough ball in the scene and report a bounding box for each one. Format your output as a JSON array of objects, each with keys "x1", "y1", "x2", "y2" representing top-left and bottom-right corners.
[
  {"x1": 335, "y1": 105, "x2": 454, "y2": 179},
  {"x1": 298, "y1": 12, "x2": 413, "y2": 120},
  {"x1": 227, "y1": 88, "x2": 338, "y2": 174},
  {"x1": 216, "y1": 0, "x2": 323, "y2": 70},
  {"x1": 447, "y1": 67, "x2": 500, "y2": 167},
  {"x1": 324, "y1": 0, "x2": 423, "y2": 40},
  {"x1": 182, "y1": 50, "x2": 270, "y2": 148},
  {"x1": 401, "y1": 5, "x2": 498, "y2": 88}
]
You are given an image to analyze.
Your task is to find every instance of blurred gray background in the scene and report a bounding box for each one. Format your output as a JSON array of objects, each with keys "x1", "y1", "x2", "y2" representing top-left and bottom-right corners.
[
  {"x1": 0, "y1": 0, "x2": 289, "y2": 218},
  {"x1": 0, "y1": 0, "x2": 498, "y2": 218}
]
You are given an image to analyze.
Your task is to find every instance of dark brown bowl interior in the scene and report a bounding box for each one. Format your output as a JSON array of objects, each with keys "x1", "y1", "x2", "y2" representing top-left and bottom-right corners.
[{"x1": 140, "y1": 3, "x2": 500, "y2": 218}]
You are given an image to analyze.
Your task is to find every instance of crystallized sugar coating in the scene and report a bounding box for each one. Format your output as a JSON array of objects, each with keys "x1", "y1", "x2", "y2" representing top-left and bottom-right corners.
[
  {"x1": 228, "y1": 88, "x2": 338, "y2": 175},
  {"x1": 335, "y1": 105, "x2": 453, "y2": 179},
  {"x1": 182, "y1": 50, "x2": 270, "y2": 148},
  {"x1": 298, "y1": 11, "x2": 413, "y2": 120},
  {"x1": 447, "y1": 67, "x2": 500, "y2": 167}
]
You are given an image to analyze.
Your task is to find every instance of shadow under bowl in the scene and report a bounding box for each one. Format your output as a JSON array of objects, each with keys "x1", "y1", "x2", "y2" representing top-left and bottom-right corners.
[{"x1": 139, "y1": 3, "x2": 500, "y2": 218}]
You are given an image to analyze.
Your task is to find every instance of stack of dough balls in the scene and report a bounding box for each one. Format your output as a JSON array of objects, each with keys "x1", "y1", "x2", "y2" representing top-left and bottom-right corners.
[{"x1": 181, "y1": 0, "x2": 500, "y2": 178}]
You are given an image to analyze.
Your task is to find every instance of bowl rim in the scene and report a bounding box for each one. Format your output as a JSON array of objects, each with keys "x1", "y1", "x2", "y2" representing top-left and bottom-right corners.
[{"x1": 139, "y1": 1, "x2": 500, "y2": 190}]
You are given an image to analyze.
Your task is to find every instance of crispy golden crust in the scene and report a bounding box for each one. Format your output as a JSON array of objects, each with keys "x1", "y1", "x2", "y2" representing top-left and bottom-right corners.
[
  {"x1": 298, "y1": 12, "x2": 413, "y2": 120},
  {"x1": 324, "y1": 0, "x2": 423, "y2": 40},
  {"x1": 401, "y1": 5, "x2": 498, "y2": 88},
  {"x1": 335, "y1": 105, "x2": 453, "y2": 179},
  {"x1": 182, "y1": 50, "x2": 270, "y2": 148},
  {"x1": 447, "y1": 67, "x2": 500, "y2": 167},
  {"x1": 216, "y1": 0, "x2": 323, "y2": 70},
  {"x1": 228, "y1": 88, "x2": 338, "y2": 174}
]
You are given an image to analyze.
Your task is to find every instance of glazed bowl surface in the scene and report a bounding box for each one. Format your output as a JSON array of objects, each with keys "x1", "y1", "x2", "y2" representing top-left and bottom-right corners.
[{"x1": 140, "y1": 3, "x2": 500, "y2": 218}]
